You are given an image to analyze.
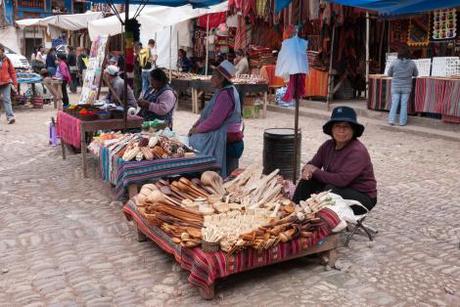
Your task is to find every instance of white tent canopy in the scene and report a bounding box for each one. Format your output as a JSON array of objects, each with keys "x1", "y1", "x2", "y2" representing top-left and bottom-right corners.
[
  {"x1": 16, "y1": 11, "x2": 104, "y2": 31},
  {"x1": 88, "y1": 2, "x2": 228, "y2": 41}
]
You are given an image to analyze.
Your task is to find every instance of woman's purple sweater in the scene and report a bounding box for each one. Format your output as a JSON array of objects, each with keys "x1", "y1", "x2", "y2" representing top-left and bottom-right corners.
[{"x1": 310, "y1": 139, "x2": 377, "y2": 198}]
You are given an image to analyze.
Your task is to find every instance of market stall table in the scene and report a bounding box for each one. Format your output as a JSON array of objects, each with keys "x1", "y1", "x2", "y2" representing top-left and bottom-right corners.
[
  {"x1": 170, "y1": 75, "x2": 269, "y2": 117},
  {"x1": 56, "y1": 110, "x2": 143, "y2": 177},
  {"x1": 368, "y1": 74, "x2": 416, "y2": 114},
  {"x1": 42, "y1": 78, "x2": 63, "y2": 109},
  {"x1": 123, "y1": 198, "x2": 340, "y2": 299}
]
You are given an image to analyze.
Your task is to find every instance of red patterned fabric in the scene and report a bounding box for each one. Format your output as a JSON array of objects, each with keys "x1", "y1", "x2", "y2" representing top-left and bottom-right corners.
[
  {"x1": 283, "y1": 73, "x2": 306, "y2": 101},
  {"x1": 198, "y1": 13, "x2": 226, "y2": 29},
  {"x1": 56, "y1": 111, "x2": 81, "y2": 149},
  {"x1": 123, "y1": 200, "x2": 340, "y2": 291},
  {"x1": 415, "y1": 77, "x2": 460, "y2": 122}
]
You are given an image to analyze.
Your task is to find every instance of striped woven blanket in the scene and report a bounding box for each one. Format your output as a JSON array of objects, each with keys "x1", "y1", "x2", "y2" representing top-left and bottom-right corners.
[
  {"x1": 123, "y1": 200, "x2": 340, "y2": 291},
  {"x1": 98, "y1": 146, "x2": 219, "y2": 199}
]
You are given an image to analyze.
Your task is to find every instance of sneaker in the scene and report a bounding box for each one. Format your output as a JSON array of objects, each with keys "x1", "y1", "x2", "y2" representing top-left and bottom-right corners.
[
  {"x1": 7, "y1": 118, "x2": 15, "y2": 124},
  {"x1": 388, "y1": 122, "x2": 395, "y2": 126}
]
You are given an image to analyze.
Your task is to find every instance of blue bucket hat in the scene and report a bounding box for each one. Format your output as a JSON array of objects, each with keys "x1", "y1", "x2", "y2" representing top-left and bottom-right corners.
[{"x1": 323, "y1": 106, "x2": 365, "y2": 138}]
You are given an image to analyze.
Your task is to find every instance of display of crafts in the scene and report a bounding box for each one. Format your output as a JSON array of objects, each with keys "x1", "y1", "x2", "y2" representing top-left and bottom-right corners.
[
  {"x1": 433, "y1": 9, "x2": 457, "y2": 40},
  {"x1": 136, "y1": 165, "x2": 335, "y2": 253},
  {"x1": 89, "y1": 131, "x2": 195, "y2": 161},
  {"x1": 170, "y1": 71, "x2": 267, "y2": 84}
]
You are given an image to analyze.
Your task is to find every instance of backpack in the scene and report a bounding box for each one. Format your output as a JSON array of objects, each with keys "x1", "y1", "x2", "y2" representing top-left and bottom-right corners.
[{"x1": 138, "y1": 48, "x2": 152, "y2": 69}]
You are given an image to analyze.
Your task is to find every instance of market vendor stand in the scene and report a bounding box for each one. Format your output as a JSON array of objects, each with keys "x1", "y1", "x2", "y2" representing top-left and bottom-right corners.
[
  {"x1": 368, "y1": 74, "x2": 416, "y2": 113},
  {"x1": 170, "y1": 76, "x2": 269, "y2": 117},
  {"x1": 56, "y1": 110, "x2": 143, "y2": 177},
  {"x1": 123, "y1": 198, "x2": 340, "y2": 300}
]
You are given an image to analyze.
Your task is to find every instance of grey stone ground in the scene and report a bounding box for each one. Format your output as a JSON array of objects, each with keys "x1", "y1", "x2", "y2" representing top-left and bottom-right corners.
[{"x1": 0, "y1": 97, "x2": 459, "y2": 306}]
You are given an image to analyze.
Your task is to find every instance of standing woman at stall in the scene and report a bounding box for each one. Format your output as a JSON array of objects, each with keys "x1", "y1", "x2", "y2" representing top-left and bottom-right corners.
[
  {"x1": 137, "y1": 68, "x2": 176, "y2": 128},
  {"x1": 54, "y1": 53, "x2": 72, "y2": 107},
  {"x1": 189, "y1": 60, "x2": 244, "y2": 177},
  {"x1": 387, "y1": 46, "x2": 418, "y2": 126}
]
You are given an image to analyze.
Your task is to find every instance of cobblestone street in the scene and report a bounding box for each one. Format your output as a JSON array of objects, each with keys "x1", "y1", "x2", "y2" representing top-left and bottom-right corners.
[{"x1": 0, "y1": 103, "x2": 459, "y2": 306}]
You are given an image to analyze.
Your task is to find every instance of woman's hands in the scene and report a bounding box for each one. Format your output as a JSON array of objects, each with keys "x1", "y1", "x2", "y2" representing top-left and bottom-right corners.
[
  {"x1": 301, "y1": 164, "x2": 318, "y2": 180},
  {"x1": 137, "y1": 99, "x2": 150, "y2": 108}
]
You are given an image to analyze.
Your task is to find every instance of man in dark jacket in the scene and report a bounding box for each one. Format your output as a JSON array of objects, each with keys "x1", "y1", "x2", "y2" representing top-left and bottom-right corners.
[{"x1": 66, "y1": 46, "x2": 78, "y2": 93}]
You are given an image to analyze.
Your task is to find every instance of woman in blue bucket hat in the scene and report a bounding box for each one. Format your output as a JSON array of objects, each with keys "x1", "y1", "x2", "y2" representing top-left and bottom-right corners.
[{"x1": 292, "y1": 106, "x2": 378, "y2": 214}]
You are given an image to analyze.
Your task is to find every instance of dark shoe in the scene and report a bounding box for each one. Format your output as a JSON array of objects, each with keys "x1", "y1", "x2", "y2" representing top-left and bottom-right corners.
[{"x1": 7, "y1": 118, "x2": 15, "y2": 124}]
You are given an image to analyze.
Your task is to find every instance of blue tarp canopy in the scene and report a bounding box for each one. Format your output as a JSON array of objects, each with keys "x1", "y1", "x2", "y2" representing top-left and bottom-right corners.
[
  {"x1": 275, "y1": 0, "x2": 460, "y2": 15},
  {"x1": 89, "y1": 0, "x2": 225, "y2": 8}
]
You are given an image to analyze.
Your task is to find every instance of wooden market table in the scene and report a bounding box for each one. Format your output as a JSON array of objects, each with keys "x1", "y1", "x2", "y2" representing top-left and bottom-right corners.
[
  {"x1": 56, "y1": 110, "x2": 143, "y2": 177},
  {"x1": 123, "y1": 199, "x2": 340, "y2": 300},
  {"x1": 171, "y1": 78, "x2": 269, "y2": 117}
]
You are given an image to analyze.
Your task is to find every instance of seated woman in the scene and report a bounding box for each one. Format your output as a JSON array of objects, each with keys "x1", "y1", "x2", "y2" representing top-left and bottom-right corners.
[
  {"x1": 189, "y1": 60, "x2": 244, "y2": 177},
  {"x1": 293, "y1": 106, "x2": 377, "y2": 214},
  {"x1": 137, "y1": 68, "x2": 176, "y2": 128},
  {"x1": 102, "y1": 65, "x2": 137, "y2": 108}
]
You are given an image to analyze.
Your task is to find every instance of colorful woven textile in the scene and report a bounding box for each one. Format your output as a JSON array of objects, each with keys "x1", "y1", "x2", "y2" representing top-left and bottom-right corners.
[
  {"x1": 414, "y1": 77, "x2": 445, "y2": 114},
  {"x1": 368, "y1": 75, "x2": 416, "y2": 113},
  {"x1": 413, "y1": 77, "x2": 460, "y2": 122},
  {"x1": 304, "y1": 68, "x2": 328, "y2": 97},
  {"x1": 98, "y1": 146, "x2": 219, "y2": 199},
  {"x1": 440, "y1": 79, "x2": 460, "y2": 120},
  {"x1": 123, "y1": 200, "x2": 340, "y2": 291},
  {"x1": 56, "y1": 111, "x2": 81, "y2": 149}
]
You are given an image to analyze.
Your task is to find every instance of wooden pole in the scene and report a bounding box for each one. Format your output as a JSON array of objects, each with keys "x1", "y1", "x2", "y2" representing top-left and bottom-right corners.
[
  {"x1": 326, "y1": 24, "x2": 336, "y2": 110},
  {"x1": 169, "y1": 26, "x2": 173, "y2": 80},
  {"x1": 205, "y1": 14, "x2": 210, "y2": 75},
  {"x1": 365, "y1": 12, "x2": 370, "y2": 99},
  {"x1": 123, "y1": 0, "x2": 129, "y2": 127},
  {"x1": 293, "y1": 0, "x2": 303, "y2": 184}
]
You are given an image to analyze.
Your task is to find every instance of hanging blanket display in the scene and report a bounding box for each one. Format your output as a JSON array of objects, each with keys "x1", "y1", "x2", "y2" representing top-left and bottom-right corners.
[
  {"x1": 407, "y1": 15, "x2": 431, "y2": 47},
  {"x1": 432, "y1": 9, "x2": 456, "y2": 40},
  {"x1": 389, "y1": 20, "x2": 409, "y2": 50}
]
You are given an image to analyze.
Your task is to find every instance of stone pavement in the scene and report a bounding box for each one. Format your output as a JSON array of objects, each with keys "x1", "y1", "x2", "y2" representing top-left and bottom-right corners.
[{"x1": 0, "y1": 102, "x2": 459, "y2": 306}]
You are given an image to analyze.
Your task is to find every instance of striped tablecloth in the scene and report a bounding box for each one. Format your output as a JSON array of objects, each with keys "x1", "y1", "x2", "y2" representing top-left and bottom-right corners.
[
  {"x1": 99, "y1": 146, "x2": 219, "y2": 199},
  {"x1": 415, "y1": 77, "x2": 460, "y2": 122},
  {"x1": 368, "y1": 75, "x2": 416, "y2": 113},
  {"x1": 56, "y1": 111, "x2": 81, "y2": 148},
  {"x1": 122, "y1": 200, "x2": 340, "y2": 293}
]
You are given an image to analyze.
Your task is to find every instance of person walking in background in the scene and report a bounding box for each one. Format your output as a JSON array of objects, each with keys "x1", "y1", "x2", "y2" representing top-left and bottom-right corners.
[
  {"x1": 133, "y1": 42, "x2": 143, "y2": 98},
  {"x1": 76, "y1": 47, "x2": 87, "y2": 87},
  {"x1": 66, "y1": 46, "x2": 78, "y2": 93},
  {"x1": 46, "y1": 48, "x2": 57, "y2": 76},
  {"x1": 139, "y1": 39, "x2": 158, "y2": 95},
  {"x1": 387, "y1": 46, "x2": 418, "y2": 126},
  {"x1": 0, "y1": 46, "x2": 18, "y2": 124},
  {"x1": 55, "y1": 53, "x2": 72, "y2": 107}
]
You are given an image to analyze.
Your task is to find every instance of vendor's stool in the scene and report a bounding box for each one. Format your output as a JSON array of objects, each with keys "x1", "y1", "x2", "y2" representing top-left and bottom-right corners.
[{"x1": 344, "y1": 215, "x2": 378, "y2": 247}]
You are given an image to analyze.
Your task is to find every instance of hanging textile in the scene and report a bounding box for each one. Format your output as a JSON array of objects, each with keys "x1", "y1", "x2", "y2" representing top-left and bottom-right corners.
[
  {"x1": 432, "y1": 9, "x2": 457, "y2": 40},
  {"x1": 234, "y1": 15, "x2": 252, "y2": 50},
  {"x1": 198, "y1": 12, "x2": 227, "y2": 29},
  {"x1": 283, "y1": 73, "x2": 306, "y2": 101},
  {"x1": 407, "y1": 15, "x2": 431, "y2": 47}
]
